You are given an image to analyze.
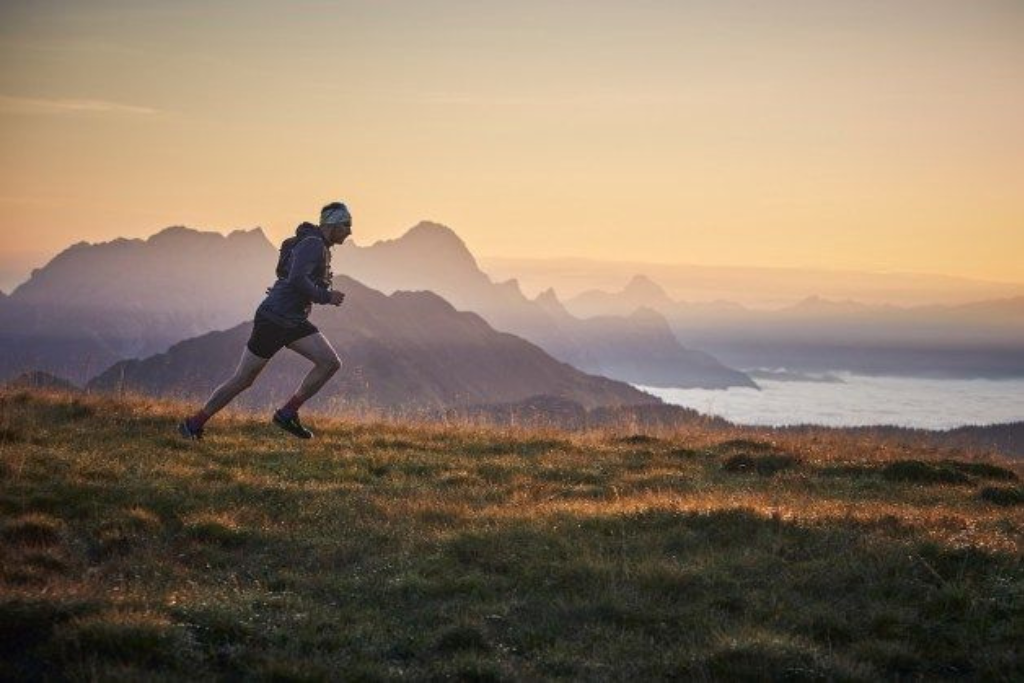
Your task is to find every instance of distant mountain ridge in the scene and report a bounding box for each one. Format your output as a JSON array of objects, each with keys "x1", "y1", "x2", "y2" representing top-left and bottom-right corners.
[
  {"x1": 0, "y1": 226, "x2": 277, "y2": 383},
  {"x1": 569, "y1": 274, "x2": 676, "y2": 316},
  {"x1": 482, "y1": 255, "x2": 1024, "y2": 308},
  {"x1": 89, "y1": 277, "x2": 656, "y2": 412},
  {"x1": 564, "y1": 276, "x2": 1024, "y2": 378},
  {"x1": 338, "y1": 221, "x2": 489, "y2": 297},
  {"x1": 11, "y1": 226, "x2": 271, "y2": 307},
  {"x1": 339, "y1": 222, "x2": 755, "y2": 389},
  {"x1": 1, "y1": 222, "x2": 753, "y2": 391}
]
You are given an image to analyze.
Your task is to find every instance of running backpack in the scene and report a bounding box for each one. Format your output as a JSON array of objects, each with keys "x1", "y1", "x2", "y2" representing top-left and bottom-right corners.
[
  {"x1": 274, "y1": 235, "x2": 301, "y2": 279},
  {"x1": 273, "y1": 231, "x2": 332, "y2": 285}
]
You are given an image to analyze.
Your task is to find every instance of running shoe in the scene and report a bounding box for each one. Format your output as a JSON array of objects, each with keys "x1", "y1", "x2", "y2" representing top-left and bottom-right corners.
[
  {"x1": 178, "y1": 418, "x2": 204, "y2": 441},
  {"x1": 273, "y1": 410, "x2": 313, "y2": 439}
]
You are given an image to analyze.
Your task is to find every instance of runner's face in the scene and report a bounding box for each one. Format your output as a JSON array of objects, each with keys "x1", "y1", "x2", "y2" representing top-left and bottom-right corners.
[{"x1": 327, "y1": 223, "x2": 351, "y2": 245}]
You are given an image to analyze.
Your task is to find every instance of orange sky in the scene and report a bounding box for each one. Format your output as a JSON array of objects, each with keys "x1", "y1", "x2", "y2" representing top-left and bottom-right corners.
[{"x1": 2, "y1": 1, "x2": 1023, "y2": 290}]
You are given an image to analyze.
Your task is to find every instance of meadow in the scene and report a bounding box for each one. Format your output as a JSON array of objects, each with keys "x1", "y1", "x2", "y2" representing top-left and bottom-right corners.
[{"x1": 1, "y1": 389, "x2": 1021, "y2": 681}]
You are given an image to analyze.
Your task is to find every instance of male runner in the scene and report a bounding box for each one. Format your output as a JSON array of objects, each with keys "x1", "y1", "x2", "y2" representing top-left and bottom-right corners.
[{"x1": 179, "y1": 201, "x2": 351, "y2": 440}]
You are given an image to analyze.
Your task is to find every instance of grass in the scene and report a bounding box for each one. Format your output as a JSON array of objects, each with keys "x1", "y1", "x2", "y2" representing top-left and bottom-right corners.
[{"x1": 1, "y1": 388, "x2": 1021, "y2": 681}]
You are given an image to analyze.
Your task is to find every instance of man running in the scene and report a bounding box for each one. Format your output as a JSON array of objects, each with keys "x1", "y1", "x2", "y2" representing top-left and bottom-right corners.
[{"x1": 179, "y1": 201, "x2": 352, "y2": 441}]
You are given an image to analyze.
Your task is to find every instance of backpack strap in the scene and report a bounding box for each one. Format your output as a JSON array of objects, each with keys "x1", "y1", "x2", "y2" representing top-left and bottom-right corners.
[{"x1": 274, "y1": 236, "x2": 301, "y2": 279}]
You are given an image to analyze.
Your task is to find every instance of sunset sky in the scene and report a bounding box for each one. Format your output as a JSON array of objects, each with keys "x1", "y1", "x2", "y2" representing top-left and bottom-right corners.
[{"x1": 1, "y1": 0, "x2": 1023, "y2": 291}]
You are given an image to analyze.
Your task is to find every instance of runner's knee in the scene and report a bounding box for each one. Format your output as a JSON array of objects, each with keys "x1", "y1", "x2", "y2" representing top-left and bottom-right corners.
[{"x1": 323, "y1": 355, "x2": 341, "y2": 374}]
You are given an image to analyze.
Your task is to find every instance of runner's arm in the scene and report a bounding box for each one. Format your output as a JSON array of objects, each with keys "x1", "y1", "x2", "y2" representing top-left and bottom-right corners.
[{"x1": 286, "y1": 238, "x2": 332, "y2": 304}]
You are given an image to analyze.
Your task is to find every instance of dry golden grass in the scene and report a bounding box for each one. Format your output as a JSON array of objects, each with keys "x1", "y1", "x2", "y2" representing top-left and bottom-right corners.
[{"x1": 1, "y1": 388, "x2": 1021, "y2": 680}]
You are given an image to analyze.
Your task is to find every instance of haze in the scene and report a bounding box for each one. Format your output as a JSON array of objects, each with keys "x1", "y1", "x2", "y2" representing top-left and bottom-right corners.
[{"x1": 2, "y1": 0, "x2": 1024, "y2": 292}]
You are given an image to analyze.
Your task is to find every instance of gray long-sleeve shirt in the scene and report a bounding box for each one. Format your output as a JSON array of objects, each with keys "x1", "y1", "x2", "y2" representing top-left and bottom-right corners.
[{"x1": 256, "y1": 222, "x2": 332, "y2": 326}]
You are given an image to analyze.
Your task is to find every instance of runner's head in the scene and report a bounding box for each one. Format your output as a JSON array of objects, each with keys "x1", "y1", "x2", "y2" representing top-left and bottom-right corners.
[{"x1": 319, "y1": 201, "x2": 352, "y2": 245}]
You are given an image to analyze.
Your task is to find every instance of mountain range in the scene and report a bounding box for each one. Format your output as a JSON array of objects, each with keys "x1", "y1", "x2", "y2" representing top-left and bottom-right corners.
[
  {"x1": 0, "y1": 222, "x2": 753, "y2": 390},
  {"x1": 482, "y1": 256, "x2": 1024, "y2": 308},
  {"x1": 336, "y1": 223, "x2": 755, "y2": 389},
  {"x1": 0, "y1": 227, "x2": 273, "y2": 384},
  {"x1": 6, "y1": 218, "x2": 1020, "y2": 407},
  {"x1": 564, "y1": 276, "x2": 1024, "y2": 378},
  {"x1": 88, "y1": 276, "x2": 656, "y2": 413}
]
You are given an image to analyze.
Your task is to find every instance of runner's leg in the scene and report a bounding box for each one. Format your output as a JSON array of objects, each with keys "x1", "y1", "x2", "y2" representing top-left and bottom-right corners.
[
  {"x1": 198, "y1": 347, "x2": 270, "y2": 418},
  {"x1": 279, "y1": 332, "x2": 341, "y2": 414}
]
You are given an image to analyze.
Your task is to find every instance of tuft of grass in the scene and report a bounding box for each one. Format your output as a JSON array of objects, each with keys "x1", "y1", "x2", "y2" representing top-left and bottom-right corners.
[
  {"x1": 169, "y1": 602, "x2": 256, "y2": 648},
  {"x1": 1, "y1": 513, "x2": 64, "y2": 546},
  {"x1": 979, "y1": 485, "x2": 1024, "y2": 506},
  {"x1": 692, "y1": 632, "x2": 872, "y2": 681},
  {"x1": 0, "y1": 597, "x2": 101, "y2": 678},
  {"x1": 433, "y1": 623, "x2": 492, "y2": 653},
  {"x1": 722, "y1": 452, "x2": 802, "y2": 476},
  {"x1": 881, "y1": 459, "x2": 972, "y2": 485},
  {"x1": 91, "y1": 508, "x2": 163, "y2": 559},
  {"x1": 54, "y1": 399, "x2": 95, "y2": 421},
  {"x1": 53, "y1": 611, "x2": 196, "y2": 669},
  {"x1": 183, "y1": 515, "x2": 252, "y2": 549},
  {"x1": 21, "y1": 549, "x2": 71, "y2": 575},
  {"x1": 714, "y1": 438, "x2": 780, "y2": 454},
  {"x1": 941, "y1": 459, "x2": 1018, "y2": 482},
  {"x1": 0, "y1": 425, "x2": 25, "y2": 443},
  {"x1": 617, "y1": 434, "x2": 660, "y2": 445}
]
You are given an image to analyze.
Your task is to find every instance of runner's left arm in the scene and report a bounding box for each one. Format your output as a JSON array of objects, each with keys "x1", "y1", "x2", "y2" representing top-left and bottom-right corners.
[{"x1": 286, "y1": 238, "x2": 332, "y2": 305}]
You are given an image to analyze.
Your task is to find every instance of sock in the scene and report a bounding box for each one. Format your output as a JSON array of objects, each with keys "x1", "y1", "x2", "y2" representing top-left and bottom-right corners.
[
  {"x1": 187, "y1": 409, "x2": 211, "y2": 431},
  {"x1": 278, "y1": 395, "x2": 305, "y2": 419}
]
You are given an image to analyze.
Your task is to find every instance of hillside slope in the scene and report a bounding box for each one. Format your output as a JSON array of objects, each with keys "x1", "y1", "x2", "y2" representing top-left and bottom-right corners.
[
  {"x1": 1, "y1": 390, "x2": 1021, "y2": 680},
  {"x1": 87, "y1": 277, "x2": 656, "y2": 413}
]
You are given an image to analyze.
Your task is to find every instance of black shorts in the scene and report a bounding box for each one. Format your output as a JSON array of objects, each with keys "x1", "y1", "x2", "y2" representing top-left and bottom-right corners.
[{"x1": 246, "y1": 312, "x2": 319, "y2": 359}]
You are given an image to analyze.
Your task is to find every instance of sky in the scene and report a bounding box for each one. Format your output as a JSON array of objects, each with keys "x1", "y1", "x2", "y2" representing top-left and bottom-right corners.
[{"x1": 1, "y1": 0, "x2": 1023, "y2": 291}]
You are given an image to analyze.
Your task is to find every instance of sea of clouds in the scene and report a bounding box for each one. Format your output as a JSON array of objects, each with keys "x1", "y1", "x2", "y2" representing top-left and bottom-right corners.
[{"x1": 639, "y1": 374, "x2": 1024, "y2": 429}]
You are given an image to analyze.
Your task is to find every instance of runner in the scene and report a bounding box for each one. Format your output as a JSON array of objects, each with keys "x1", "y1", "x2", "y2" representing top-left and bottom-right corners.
[{"x1": 178, "y1": 201, "x2": 351, "y2": 440}]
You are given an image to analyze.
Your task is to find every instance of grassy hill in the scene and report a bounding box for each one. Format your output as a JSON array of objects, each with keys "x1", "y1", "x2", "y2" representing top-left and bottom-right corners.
[{"x1": 1, "y1": 389, "x2": 1021, "y2": 681}]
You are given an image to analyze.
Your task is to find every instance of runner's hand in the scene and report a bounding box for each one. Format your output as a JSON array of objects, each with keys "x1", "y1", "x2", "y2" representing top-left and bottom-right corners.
[{"x1": 329, "y1": 290, "x2": 346, "y2": 306}]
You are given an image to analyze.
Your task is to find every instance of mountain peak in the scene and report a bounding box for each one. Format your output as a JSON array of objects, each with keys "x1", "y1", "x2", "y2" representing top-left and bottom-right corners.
[
  {"x1": 227, "y1": 227, "x2": 269, "y2": 242},
  {"x1": 495, "y1": 278, "x2": 524, "y2": 298},
  {"x1": 535, "y1": 287, "x2": 570, "y2": 317},
  {"x1": 623, "y1": 274, "x2": 670, "y2": 300},
  {"x1": 789, "y1": 295, "x2": 867, "y2": 313},
  {"x1": 403, "y1": 221, "x2": 466, "y2": 247},
  {"x1": 535, "y1": 287, "x2": 561, "y2": 305},
  {"x1": 149, "y1": 225, "x2": 196, "y2": 241},
  {"x1": 363, "y1": 221, "x2": 476, "y2": 263},
  {"x1": 148, "y1": 225, "x2": 266, "y2": 245}
]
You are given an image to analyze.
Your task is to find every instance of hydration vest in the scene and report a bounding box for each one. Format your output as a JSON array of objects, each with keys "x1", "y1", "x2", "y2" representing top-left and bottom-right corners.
[
  {"x1": 268, "y1": 227, "x2": 332, "y2": 293},
  {"x1": 275, "y1": 235, "x2": 301, "y2": 279}
]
